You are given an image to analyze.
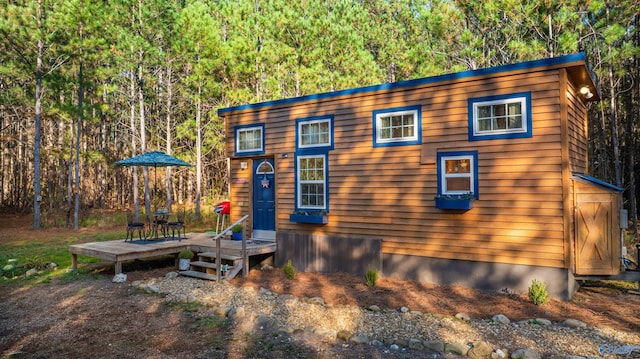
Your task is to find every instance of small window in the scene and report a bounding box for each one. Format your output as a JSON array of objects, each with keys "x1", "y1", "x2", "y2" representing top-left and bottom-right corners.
[
  {"x1": 373, "y1": 105, "x2": 422, "y2": 147},
  {"x1": 256, "y1": 159, "x2": 274, "y2": 174},
  {"x1": 296, "y1": 116, "x2": 333, "y2": 151},
  {"x1": 235, "y1": 124, "x2": 265, "y2": 155},
  {"x1": 468, "y1": 92, "x2": 532, "y2": 141},
  {"x1": 296, "y1": 154, "x2": 327, "y2": 210},
  {"x1": 437, "y1": 151, "x2": 478, "y2": 197}
]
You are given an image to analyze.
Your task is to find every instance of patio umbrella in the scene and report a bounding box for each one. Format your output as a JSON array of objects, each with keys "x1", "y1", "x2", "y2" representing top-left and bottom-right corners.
[{"x1": 115, "y1": 150, "x2": 192, "y2": 197}]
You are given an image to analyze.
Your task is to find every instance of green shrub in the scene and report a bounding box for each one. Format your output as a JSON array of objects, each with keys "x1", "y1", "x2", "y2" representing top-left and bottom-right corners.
[
  {"x1": 231, "y1": 224, "x2": 243, "y2": 233},
  {"x1": 364, "y1": 268, "x2": 379, "y2": 287},
  {"x1": 283, "y1": 260, "x2": 295, "y2": 280},
  {"x1": 528, "y1": 279, "x2": 549, "y2": 305}
]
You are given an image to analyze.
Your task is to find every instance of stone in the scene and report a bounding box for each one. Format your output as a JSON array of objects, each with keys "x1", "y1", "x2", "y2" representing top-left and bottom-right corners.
[
  {"x1": 409, "y1": 338, "x2": 424, "y2": 350},
  {"x1": 492, "y1": 314, "x2": 510, "y2": 324},
  {"x1": 308, "y1": 297, "x2": 325, "y2": 306},
  {"x1": 350, "y1": 333, "x2": 369, "y2": 344},
  {"x1": 112, "y1": 273, "x2": 127, "y2": 283},
  {"x1": 165, "y1": 272, "x2": 178, "y2": 279},
  {"x1": 25, "y1": 268, "x2": 38, "y2": 277},
  {"x1": 400, "y1": 306, "x2": 409, "y2": 313},
  {"x1": 445, "y1": 342, "x2": 470, "y2": 356},
  {"x1": 390, "y1": 344, "x2": 400, "y2": 351},
  {"x1": 278, "y1": 294, "x2": 295, "y2": 301},
  {"x1": 491, "y1": 349, "x2": 507, "y2": 359},
  {"x1": 278, "y1": 326, "x2": 294, "y2": 334},
  {"x1": 395, "y1": 338, "x2": 409, "y2": 347},
  {"x1": 314, "y1": 328, "x2": 337, "y2": 340},
  {"x1": 511, "y1": 348, "x2": 541, "y2": 359},
  {"x1": 145, "y1": 285, "x2": 159, "y2": 293},
  {"x1": 532, "y1": 318, "x2": 552, "y2": 326},
  {"x1": 371, "y1": 339, "x2": 384, "y2": 348},
  {"x1": 563, "y1": 319, "x2": 587, "y2": 328},
  {"x1": 468, "y1": 341, "x2": 493, "y2": 359},
  {"x1": 368, "y1": 305, "x2": 381, "y2": 312},
  {"x1": 423, "y1": 340, "x2": 445, "y2": 352},
  {"x1": 256, "y1": 315, "x2": 276, "y2": 330},
  {"x1": 383, "y1": 337, "x2": 395, "y2": 346},
  {"x1": 259, "y1": 287, "x2": 272, "y2": 296},
  {"x1": 131, "y1": 280, "x2": 142, "y2": 288},
  {"x1": 455, "y1": 312, "x2": 471, "y2": 321},
  {"x1": 47, "y1": 262, "x2": 58, "y2": 270},
  {"x1": 337, "y1": 330, "x2": 352, "y2": 341},
  {"x1": 231, "y1": 306, "x2": 246, "y2": 318},
  {"x1": 215, "y1": 306, "x2": 231, "y2": 317}
]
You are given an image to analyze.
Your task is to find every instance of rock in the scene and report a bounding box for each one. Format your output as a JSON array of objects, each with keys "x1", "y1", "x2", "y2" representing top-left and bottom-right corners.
[
  {"x1": 278, "y1": 294, "x2": 295, "y2": 301},
  {"x1": 47, "y1": 262, "x2": 58, "y2": 270},
  {"x1": 256, "y1": 315, "x2": 276, "y2": 330},
  {"x1": 383, "y1": 337, "x2": 395, "y2": 346},
  {"x1": 492, "y1": 314, "x2": 510, "y2": 324},
  {"x1": 390, "y1": 344, "x2": 400, "y2": 351},
  {"x1": 25, "y1": 268, "x2": 38, "y2": 277},
  {"x1": 395, "y1": 338, "x2": 409, "y2": 347},
  {"x1": 563, "y1": 319, "x2": 587, "y2": 328},
  {"x1": 231, "y1": 306, "x2": 246, "y2": 318},
  {"x1": 424, "y1": 340, "x2": 445, "y2": 352},
  {"x1": 165, "y1": 272, "x2": 178, "y2": 279},
  {"x1": 371, "y1": 339, "x2": 384, "y2": 348},
  {"x1": 259, "y1": 287, "x2": 272, "y2": 296},
  {"x1": 532, "y1": 318, "x2": 552, "y2": 326},
  {"x1": 112, "y1": 273, "x2": 127, "y2": 283},
  {"x1": 491, "y1": 349, "x2": 507, "y2": 359},
  {"x1": 145, "y1": 285, "x2": 159, "y2": 293},
  {"x1": 511, "y1": 348, "x2": 541, "y2": 359},
  {"x1": 278, "y1": 326, "x2": 294, "y2": 334},
  {"x1": 313, "y1": 328, "x2": 337, "y2": 339},
  {"x1": 261, "y1": 264, "x2": 273, "y2": 270},
  {"x1": 337, "y1": 330, "x2": 352, "y2": 341},
  {"x1": 308, "y1": 297, "x2": 325, "y2": 306},
  {"x1": 400, "y1": 306, "x2": 409, "y2": 313},
  {"x1": 468, "y1": 341, "x2": 493, "y2": 359},
  {"x1": 409, "y1": 338, "x2": 424, "y2": 350},
  {"x1": 445, "y1": 342, "x2": 470, "y2": 356},
  {"x1": 350, "y1": 333, "x2": 369, "y2": 344},
  {"x1": 455, "y1": 312, "x2": 471, "y2": 321},
  {"x1": 215, "y1": 306, "x2": 231, "y2": 317},
  {"x1": 131, "y1": 280, "x2": 142, "y2": 288},
  {"x1": 368, "y1": 305, "x2": 381, "y2": 312}
]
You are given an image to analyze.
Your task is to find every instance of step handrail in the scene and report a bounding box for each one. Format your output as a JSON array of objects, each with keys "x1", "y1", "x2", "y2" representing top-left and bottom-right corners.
[{"x1": 212, "y1": 214, "x2": 249, "y2": 281}]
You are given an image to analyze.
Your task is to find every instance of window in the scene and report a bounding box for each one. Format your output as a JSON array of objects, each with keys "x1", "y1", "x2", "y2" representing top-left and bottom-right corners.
[
  {"x1": 296, "y1": 116, "x2": 333, "y2": 151},
  {"x1": 296, "y1": 154, "x2": 327, "y2": 211},
  {"x1": 235, "y1": 124, "x2": 265, "y2": 155},
  {"x1": 437, "y1": 151, "x2": 478, "y2": 198},
  {"x1": 468, "y1": 92, "x2": 532, "y2": 141},
  {"x1": 373, "y1": 105, "x2": 422, "y2": 147}
]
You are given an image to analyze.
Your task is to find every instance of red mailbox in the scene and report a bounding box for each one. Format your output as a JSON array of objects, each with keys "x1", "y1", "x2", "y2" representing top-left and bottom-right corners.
[{"x1": 214, "y1": 201, "x2": 230, "y2": 215}]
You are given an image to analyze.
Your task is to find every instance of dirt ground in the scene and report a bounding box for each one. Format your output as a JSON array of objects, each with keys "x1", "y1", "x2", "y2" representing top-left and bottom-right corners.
[{"x1": 1, "y1": 211, "x2": 640, "y2": 358}]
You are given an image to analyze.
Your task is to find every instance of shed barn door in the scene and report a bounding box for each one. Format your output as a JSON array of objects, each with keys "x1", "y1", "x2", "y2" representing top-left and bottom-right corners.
[{"x1": 575, "y1": 193, "x2": 617, "y2": 275}]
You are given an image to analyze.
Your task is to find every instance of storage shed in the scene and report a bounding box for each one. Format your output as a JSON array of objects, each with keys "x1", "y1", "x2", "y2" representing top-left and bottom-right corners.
[{"x1": 217, "y1": 53, "x2": 624, "y2": 299}]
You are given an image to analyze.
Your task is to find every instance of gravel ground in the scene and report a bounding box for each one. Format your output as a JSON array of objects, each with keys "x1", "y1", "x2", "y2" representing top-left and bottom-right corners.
[{"x1": 136, "y1": 275, "x2": 640, "y2": 358}]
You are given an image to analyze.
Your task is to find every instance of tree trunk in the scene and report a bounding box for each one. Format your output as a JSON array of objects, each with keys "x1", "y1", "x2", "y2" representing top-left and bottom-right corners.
[
  {"x1": 32, "y1": 0, "x2": 43, "y2": 229},
  {"x1": 130, "y1": 70, "x2": 140, "y2": 221},
  {"x1": 195, "y1": 82, "x2": 202, "y2": 221},
  {"x1": 73, "y1": 60, "x2": 83, "y2": 231},
  {"x1": 165, "y1": 65, "x2": 173, "y2": 212}
]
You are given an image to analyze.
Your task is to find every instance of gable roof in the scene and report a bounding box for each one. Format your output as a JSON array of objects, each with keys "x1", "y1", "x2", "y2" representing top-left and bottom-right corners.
[
  {"x1": 218, "y1": 52, "x2": 598, "y2": 115},
  {"x1": 572, "y1": 173, "x2": 624, "y2": 192}
]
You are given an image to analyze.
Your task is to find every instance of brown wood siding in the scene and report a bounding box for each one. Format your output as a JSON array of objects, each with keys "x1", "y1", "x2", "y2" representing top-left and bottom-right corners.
[{"x1": 225, "y1": 67, "x2": 573, "y2": 269}]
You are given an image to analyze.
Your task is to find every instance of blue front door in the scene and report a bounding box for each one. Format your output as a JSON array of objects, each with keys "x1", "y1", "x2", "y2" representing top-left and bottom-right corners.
[{"x1": 253, "y1": 158, "x2": 276, "y2": 232}]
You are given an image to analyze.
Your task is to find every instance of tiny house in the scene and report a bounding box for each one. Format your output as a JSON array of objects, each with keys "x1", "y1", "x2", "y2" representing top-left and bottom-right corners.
[{"x1": 217, "y1": 53, "x2": 623, "y2": 299}]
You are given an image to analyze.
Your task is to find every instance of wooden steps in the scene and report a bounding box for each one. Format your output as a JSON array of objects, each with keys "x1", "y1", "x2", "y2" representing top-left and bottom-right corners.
[{"x1": 178, "y1": 251, "x2": 243, "y2": 281}]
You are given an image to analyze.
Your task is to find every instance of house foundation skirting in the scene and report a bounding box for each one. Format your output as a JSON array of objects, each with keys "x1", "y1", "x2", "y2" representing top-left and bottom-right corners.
[{"x1": 383, "y1": 253, "x2": 579, "y2": 300}]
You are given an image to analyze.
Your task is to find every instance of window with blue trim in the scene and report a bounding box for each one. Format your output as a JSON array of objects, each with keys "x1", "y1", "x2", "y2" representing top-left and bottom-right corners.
[
  {"x1": 297, "y1": 116, "x2": 333, "y2": 151},
  {"x1": 437, "y1": 151, "x2": 478, "y2": 198},
  {"x1": 235, "y1": 124, "x2": 264, "y2": 155},
  {"x1": 468, "y1": 92, "x2": 531, "y2": 141},
  {"x1": 296, "y1": 154, "x2": 327, "y2": 211},
  {"x1": 373, "y1": 105, "x2": 422, "y2": 147}
]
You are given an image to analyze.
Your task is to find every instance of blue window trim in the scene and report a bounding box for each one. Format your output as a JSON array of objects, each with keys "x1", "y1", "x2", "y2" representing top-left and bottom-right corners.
[
  {"x1": 372, "y1": 105, "x2": 422, "y2": 148},
  {"x1": 295, "y1": 115, "x2": 334, "y2": 153},
  {"x1": 234, "y1": 123, "x2": 265, "y2": 156},
  {"x1": 437, "y1": 151, "x2": 479, "y2": 199},
  {"x1": 468, "y1": 92, "x2": 532, "y2": 141},
  {"x1": 294, "y1": 152, "x2": 329, "y2": 212}
]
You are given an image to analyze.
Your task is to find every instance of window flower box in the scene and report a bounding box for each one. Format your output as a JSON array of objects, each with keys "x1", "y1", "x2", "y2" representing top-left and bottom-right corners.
[
  {"x1": 289, "y1": 213, "x2": 328, "y2": 224},
  {"x1": 434, "y1": 194, "x2": 475, "y2": 210}
]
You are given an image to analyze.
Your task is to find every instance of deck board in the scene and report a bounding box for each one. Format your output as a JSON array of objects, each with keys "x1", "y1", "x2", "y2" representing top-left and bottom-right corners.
[{"x1": 69, "y1": 232, "x2": 276, "y2": 274}]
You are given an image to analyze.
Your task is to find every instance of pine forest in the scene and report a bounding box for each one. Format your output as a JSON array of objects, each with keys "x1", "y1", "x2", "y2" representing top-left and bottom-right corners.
[{"x1": 0, "y1": 0, "x2": 638, "y2": 234}]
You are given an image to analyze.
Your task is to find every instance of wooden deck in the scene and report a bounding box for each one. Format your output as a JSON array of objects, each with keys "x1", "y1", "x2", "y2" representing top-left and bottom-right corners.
[{"x1": 69, "y1": 232, "x2": 276, "y2": 274}]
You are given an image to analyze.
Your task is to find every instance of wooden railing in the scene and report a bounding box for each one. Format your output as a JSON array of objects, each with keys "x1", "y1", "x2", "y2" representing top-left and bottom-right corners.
[{"x1": 212, "y1": 215, "x2": 249, "y2": 281}]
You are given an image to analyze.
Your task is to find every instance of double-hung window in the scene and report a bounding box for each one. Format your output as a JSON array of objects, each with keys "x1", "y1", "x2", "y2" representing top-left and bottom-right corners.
[
  {"x1": 297, "y1": 116, "x2": 333, "y2": 151},
  {"x1": 373, "y1": 105, "x2": 422, "y2": 147},
  {"x1": 235, "y1": 124, "x2": 265, "y2": 155},
  {"x1": 437, "y1": 151, "x2": 478, "y2": 198},
  {"x1": 468, "y1": 92, "x2": 532, "y2": 141},
  {"x1": 296, "y1": 154, "x2": 327, "y2": 210}
]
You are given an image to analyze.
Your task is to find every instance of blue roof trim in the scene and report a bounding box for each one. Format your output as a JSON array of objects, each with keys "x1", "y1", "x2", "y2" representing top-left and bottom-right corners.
[
  {"x1": 572, "y1": 173, "x2": 623, "y2": 192},
  {"x1": 218, "y1": 53, "x2": 588, "y2": 115}
]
